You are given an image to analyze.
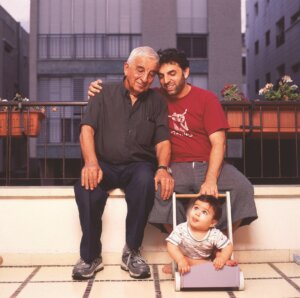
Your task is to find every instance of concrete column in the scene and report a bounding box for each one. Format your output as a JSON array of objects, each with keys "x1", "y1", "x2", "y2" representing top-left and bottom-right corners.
[
  {"x1": 29, "y1": 0, "x2": 38, "y2": 101},
  {"x1": 207, "y1": 0, "x2": 242, "y2": 97},
  {"x1": 141, "y1": 0, "x2": 177, "y2": 51}
]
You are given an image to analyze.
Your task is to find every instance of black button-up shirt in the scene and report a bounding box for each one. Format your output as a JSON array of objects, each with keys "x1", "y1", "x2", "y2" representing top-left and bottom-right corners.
[{"x1": 81, "y1": 82, "x2": 170, "y2": 164}]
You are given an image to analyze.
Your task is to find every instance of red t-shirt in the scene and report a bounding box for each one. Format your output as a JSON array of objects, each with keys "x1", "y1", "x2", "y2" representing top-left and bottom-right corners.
[{"x1": 167, "y1": 85, "x2": 229, "y2": 162}]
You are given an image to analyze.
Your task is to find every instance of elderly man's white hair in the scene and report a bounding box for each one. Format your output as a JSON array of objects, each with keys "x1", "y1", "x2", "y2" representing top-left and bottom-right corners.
[{"x1": 127, "y1": 46, "x2": 159, "y2": 65}]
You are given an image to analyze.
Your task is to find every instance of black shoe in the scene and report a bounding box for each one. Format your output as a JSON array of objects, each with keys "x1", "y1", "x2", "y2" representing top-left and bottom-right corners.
[
  {"x1": 72, "y1": 257, "x2": 103, "y2": 280},
  {"x1": 121, "y1": 245, "x2": 151, "y2": 279}
]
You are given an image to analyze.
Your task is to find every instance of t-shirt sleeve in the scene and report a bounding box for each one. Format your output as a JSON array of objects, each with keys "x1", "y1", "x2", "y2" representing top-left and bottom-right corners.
[
  {"x1": 213, "y1": 229, "x2": 231, "y2": 249},
  {"x1": 203, "y1": 92, "x2": 229, "y2": 136},
  {"x1": 166, "y1": 225, "x2": 182, "y2": 246},
  {"x1": 80, "y1": 93, "x2": 102, "y2": 131},
  {"x1": 153, "y1": 92, "x2": 170, "y2": 145}
]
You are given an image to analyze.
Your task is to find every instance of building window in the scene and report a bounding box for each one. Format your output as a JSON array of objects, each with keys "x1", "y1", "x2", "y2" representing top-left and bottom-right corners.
[
  {"x1": 38, "y1": 34, "x2": 142, "y2": 60},
  {"x1": 265, "y1": 72, "x2": 271, "y2": 83},
  {"x1": 242, "y1": 33, "x2": 246, "y2": 47},
  {"x1": 255, "y1": 40, "x2": 259, "y2": 55},
  {"x1": 3, "y1": 39, "x2": 13, "y2": 53},
  {"x1": 265, "y1": 30, "x2": 270, "y2": 46},
  {"x1": 254, "y1": 2, "x2": 259, "y2": 15},
  {"x1": 242, "y1": 56, "x2": 246, "y2": 76},
  {"x1": 61, "y1": 118, "x2": 81, "y2": 143},
  {"x1": 277, "y1": 64, "x2": 285, "y2": 77},
  {"x1": 291, "y1": 10, "x2": 300, "y2": 25},
  {"x1": 177, "y1": 34, "x2": 207, "y2": 58},
  {"x1": 188, "y1": 74, "x2": 208, "y2": 89},
  {"x1": 292, "y1": 62, "x2": 300, "y2": 74},
  {"x1": 255, "y1": 79, "x2": 260, "y2": 95},
  {"x1": 276, "y1": 17, "x2": 285, "y2": 48}
]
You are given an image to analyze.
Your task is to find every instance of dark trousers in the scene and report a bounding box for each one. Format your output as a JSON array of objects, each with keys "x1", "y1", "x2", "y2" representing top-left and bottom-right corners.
[{"x1": 74, "y1": 161, "x2": 155, "y2": 263}]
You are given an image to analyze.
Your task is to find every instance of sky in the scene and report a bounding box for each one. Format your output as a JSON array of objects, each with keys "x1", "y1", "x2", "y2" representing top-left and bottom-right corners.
[
  {"x1": 0, "y1": 0, "x2": 246, "y2": 34},
  {"x1": 0, "y1": 0, "x2": 30, "y2": 32}
]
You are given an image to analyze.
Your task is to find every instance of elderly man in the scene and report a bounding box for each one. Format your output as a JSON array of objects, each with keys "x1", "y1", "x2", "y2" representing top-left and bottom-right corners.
[{"x1": 72, "y1": 46, "x2": 174, "y2": 280}]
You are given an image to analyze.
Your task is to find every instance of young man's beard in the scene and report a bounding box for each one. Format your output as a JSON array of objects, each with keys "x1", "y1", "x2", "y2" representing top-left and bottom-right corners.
[{"x1": 164, "y1": 74, "x2": 186, "y2": 99}]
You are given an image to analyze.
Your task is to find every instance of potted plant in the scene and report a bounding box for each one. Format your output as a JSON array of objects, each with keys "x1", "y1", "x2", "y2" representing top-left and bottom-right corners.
[
  {"x1": 221, "y1": 84, "x2": 251, "y2": 135},
  {"x1": 253, "y1": 75, "x2": 300, "y2": 134},
  {"x1": 0, "y1": 94, "x2": 46, "y2": 137}
]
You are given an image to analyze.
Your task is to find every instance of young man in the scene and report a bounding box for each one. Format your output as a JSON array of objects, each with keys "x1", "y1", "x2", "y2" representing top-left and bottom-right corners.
[
  {"x1": 148, "y1": 48, "x2": 257, "y2": 236},
  {"x1": 73, "y1": 46, "x2": 174, "y2": 280}
]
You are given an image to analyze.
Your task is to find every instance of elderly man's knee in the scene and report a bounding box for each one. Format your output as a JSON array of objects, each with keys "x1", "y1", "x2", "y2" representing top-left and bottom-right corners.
[{"x1": 133, "y1": 168, "x2": 154, "y2": 189}]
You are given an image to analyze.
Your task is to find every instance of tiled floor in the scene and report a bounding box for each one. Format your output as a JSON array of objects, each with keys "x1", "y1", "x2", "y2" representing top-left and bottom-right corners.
[{"x1": 0, "y1": 253, "x2": 300, "y2": 298}]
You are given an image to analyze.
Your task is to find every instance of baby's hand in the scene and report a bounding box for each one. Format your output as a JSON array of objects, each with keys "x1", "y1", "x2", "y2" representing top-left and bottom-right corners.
[
  {"x1": 213, "y1": 257, "x2": 226, "y2": 270},
  {"x1": 177, "y1": 258, "x2": 190, "y2": 274}
]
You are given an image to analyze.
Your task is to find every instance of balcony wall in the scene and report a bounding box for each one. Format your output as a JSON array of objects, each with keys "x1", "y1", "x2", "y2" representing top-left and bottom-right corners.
[{"x1": 0, "y1": 185, "x2": 300, "y2": 262}]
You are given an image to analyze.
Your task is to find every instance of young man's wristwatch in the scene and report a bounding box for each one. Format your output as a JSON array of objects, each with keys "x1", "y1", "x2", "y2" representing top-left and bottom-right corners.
[{"x1": 157, "y1": 165, "x2": 172, "y2": 175}]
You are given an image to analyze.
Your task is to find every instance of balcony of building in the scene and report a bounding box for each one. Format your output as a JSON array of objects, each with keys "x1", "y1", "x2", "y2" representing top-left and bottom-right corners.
[{"x1": 0, "y1": 101, "x2": 300, "y2": 297}]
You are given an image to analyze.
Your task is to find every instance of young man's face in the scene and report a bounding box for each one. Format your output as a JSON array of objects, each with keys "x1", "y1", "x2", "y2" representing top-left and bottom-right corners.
[
  {"x1": 158, "y1": 62, "x2": 189, "y2": 98},
  {"x1": 124, "y1": 56, "x2": 158, "y2": 96},
  {"x1": 188, "y1": 200, "x2": 217, "y2": 232}
]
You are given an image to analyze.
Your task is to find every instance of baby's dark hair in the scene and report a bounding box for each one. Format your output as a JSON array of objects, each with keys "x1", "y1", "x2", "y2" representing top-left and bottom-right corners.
[
  {"x1": 157, "y1": 48, "x2": 189, "y2": 70},
  {"x1": 188, "y1": 195, "x2": 223, "y2": 221}
]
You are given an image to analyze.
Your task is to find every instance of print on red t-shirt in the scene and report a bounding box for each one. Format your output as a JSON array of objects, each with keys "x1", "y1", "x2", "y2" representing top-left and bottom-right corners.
[{"x1": 167, "y1": 85, "x2": 229, "y2": 162}]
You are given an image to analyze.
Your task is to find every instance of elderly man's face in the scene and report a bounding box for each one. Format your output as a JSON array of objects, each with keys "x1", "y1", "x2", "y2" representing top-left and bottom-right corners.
[{"x1": 124, "y1": 56, "x2": 158, "y2": 96}]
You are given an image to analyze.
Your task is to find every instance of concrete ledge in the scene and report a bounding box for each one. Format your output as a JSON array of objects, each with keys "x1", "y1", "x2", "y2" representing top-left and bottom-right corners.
[
  {"x1": 0, "y1": 186, "x2": 124, "y2": 198},
  {"x1": 1, "y1": 185, "x2": 299, "y2": 198},
  {"x1": 0, "y1": 185, "x2": 300, "y2": 262}
]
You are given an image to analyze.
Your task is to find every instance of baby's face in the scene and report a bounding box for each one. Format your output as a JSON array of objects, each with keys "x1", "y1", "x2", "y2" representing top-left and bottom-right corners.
[{"x1": 188, "y1": 200, "x2": 217, "y2": 231}]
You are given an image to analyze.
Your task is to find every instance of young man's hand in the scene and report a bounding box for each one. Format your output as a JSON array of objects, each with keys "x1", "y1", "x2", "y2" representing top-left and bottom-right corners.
[
  {"x1": 88, "y1": 80, "x2": 103, "y2": 98},
  {"x1": 154, "y1": 169, "x2": 174, "y2": 200}
]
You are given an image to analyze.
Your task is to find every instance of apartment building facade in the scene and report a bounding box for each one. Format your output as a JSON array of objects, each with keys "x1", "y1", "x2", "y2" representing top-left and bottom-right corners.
[
  {"x1": 0, "y1": 6, "x2": 29, "y2": 177},
  {"x1": 0, "y1": 6, "x2": 29, "y2": 99},
  {"x1": 29, "y1": 0, "x2": 242, "y2": 155},
  {"x1": 246, "y1": 0, "x2": 300, "y2": 100}
]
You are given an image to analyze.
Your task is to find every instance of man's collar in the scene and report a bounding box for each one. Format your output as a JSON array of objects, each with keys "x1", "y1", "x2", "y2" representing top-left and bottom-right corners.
[{"x1": 121, "y1": 76, "x2": 150, "y2": 100}]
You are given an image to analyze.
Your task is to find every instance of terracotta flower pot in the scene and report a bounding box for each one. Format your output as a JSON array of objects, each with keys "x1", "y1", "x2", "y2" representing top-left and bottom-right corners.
[
  {"x1": 252, "y1": 102, "x2": 300, "y2": 133},
  {"x1": 0, "y1": 111, "x2": 45, "y2": 137},
  {"x1": 222, "y1": 102, "x2": 251, "y2": 136}
]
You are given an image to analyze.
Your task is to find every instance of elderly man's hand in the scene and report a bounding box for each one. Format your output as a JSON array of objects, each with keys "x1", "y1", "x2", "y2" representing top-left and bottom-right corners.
[
  {"x1": 88, "y1": 80, "x2": 103, "y2": 98},
  {"x1": 81, "y1": 162, "x2": 103, "y2": 190},
  {"x1": 154, "y1": 170, "x2": 174, "y2": 200}
]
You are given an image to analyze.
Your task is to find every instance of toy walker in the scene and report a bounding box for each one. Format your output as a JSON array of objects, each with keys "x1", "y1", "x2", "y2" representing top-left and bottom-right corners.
[{"x1": 172, "y1": 192, "x2": 245, "y2": 291}]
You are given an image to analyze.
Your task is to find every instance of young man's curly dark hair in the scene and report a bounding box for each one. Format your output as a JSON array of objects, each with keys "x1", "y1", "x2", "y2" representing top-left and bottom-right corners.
[{"x1": 157, "y1": 48, "x2": 190, "y2": 70}]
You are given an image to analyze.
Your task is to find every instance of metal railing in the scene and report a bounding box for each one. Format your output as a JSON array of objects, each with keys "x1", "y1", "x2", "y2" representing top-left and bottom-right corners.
[
  {"x1": 0, "y1": 101, "x2": 299, "y2": 186},
  {"x1": 223, "y1": 101, "x2": 300, "y2": 184}
]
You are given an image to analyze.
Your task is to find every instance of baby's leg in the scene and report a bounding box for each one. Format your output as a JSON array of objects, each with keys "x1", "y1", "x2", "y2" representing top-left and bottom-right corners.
[
  {"x1": 162, "y1": 263, "x2": 173, "y2": 274},
  {"x1": 162, "y1": 258, "x2": 208, "y2": 274},
  {"x1": 186, "y1": 257, "x2": 209, "y2": 266}
]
